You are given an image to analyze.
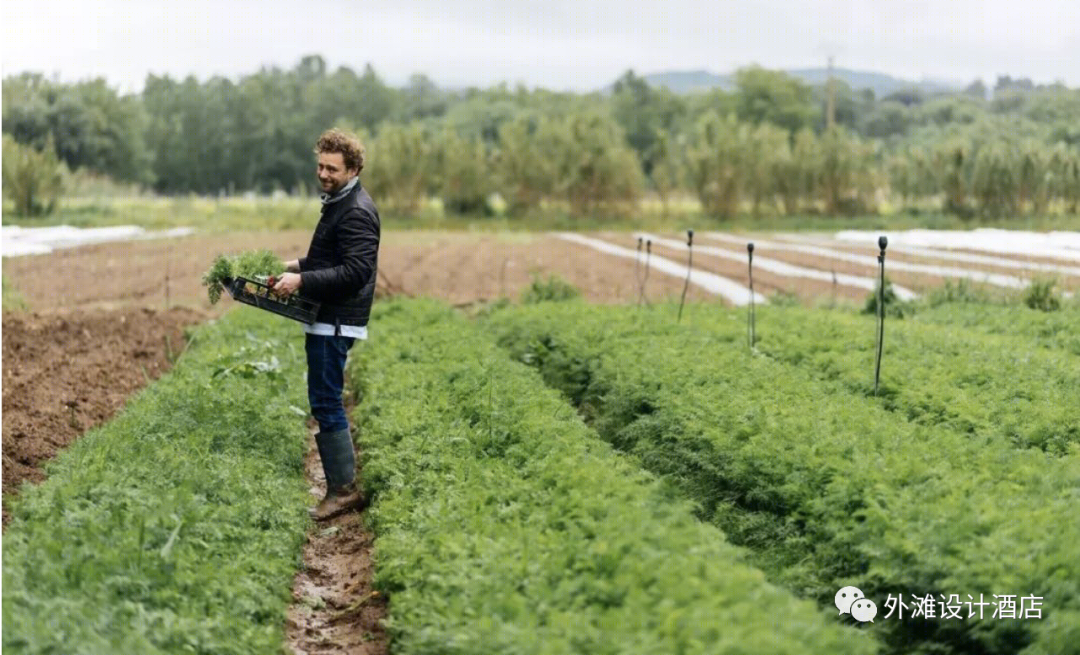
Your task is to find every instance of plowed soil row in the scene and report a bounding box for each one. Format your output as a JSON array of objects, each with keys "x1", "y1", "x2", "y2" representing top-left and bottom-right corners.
[
  {"x1": 2, "y1": 306, "x2": 203, "y2": 525},
  {"x1": 2, "y1": 230, "x2": 714, "y2": 313}
]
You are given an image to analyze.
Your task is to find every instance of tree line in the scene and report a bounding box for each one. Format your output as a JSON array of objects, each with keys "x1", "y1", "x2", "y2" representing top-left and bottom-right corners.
[{"x1": 4, "y1": 55, "x2": 1079, "y2": 218}]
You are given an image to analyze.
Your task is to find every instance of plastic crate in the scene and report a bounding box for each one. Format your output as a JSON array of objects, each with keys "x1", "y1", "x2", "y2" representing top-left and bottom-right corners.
[{"x1": 220, "y1": 276, "x2": 321, "y2": 325}]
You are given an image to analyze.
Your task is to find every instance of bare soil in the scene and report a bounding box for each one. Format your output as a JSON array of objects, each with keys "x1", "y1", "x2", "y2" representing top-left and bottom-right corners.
[
  {"x1": 2, "y1": 230, "x2": 708, "y2": 313},
  {"x1": 617, "y1": 233, "x2": 848, "y2": 302},
  {"x1": 1, "y1": 305, "x2": 204, "y2": 525},
  {"x1": 2, "y1": 231, "x2": 315, "y2": 314},
  {"x1": 389, "y1": 231, "x2": 717, "y2": 304},
  {"x1": 690, "y1": 234, "x2": 965, "y2": 294}
]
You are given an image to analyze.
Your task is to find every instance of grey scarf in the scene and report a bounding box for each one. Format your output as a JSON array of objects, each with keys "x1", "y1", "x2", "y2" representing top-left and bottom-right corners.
[{"x1": 320, "y1": 176, "x2": 358, "y2": 205}]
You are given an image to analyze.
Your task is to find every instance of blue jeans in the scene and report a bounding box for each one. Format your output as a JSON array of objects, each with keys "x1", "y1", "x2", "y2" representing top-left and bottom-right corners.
[{"x1": 305, "y1": 333, "x2": 356, "y2": 433}]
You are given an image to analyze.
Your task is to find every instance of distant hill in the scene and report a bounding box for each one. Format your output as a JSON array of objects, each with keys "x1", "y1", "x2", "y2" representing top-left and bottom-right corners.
[
  {"x1": 639, "y1": 70, "x2": 735, "y2": 93},
  {"x1": 634, "y1": 67, "x2": 960, "y2": 97}
]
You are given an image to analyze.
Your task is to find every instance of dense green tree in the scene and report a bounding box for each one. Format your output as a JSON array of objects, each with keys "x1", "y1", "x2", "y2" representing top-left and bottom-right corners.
[
  {"x1": 609, "y1": 70, "x2": 687, "y2": 177},
  {"x1": 495, "y1": 115, "x2": 557, "y2": 214},
  {"x1": 443, "y1": 86, "x2": 519, "y2": 144},
  {"x1": 397, "y1": 74, "x2": 451, "y2": 122},
  {"x1": 553, "y1": 113, "x2": 644, "y2": 216},
  {"x1": 652, "y1": 129, "x2": 686, "y2": 215},
  {"x1": 686, "y1": 112, "x2": 750, "y2": 218},
  {"x1": 883, "y1": 88, "x2": 926, "y2": 107},
  {"x1": 362, "y1": 123, "x2": 431, "y2": 214},
  {"x1": 733, "y1": 66, "x2": 817, "y2": 133},
  {"x1": 972, "y1": 143, "x2": 1019, "y2": 217},
  {"x1": 811, "y1": 80, "x2": 875, "y2": 131},
  {"x1": 860, "y1": 100, "x2": 911, "y2": 139},
  {"x1": 3, "y1": 58, "x2": 1078, "y2": 219},
  {"x1": 936, "y1": 139, "x2": 971, "y2": 217},
  {"x1": 3, "y1": 74, "x2": 151, "y2": 184},
  {"x1": 745, "y1": 123, "x2": 789, "y2": 215},
  {"x1": 429, "y1": 129, "x2": 494, "y2": 214},
  {"x1": 3, "y1": 134, "x2": 67, "y2": 216},
  {"x1": 818, "y1": 126, "x2": 880, "y2": 214}
]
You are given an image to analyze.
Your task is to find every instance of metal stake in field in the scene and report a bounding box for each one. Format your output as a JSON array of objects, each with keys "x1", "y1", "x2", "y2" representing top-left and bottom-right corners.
[
  {"x1": 635, "y1": 237, "x2": 644, "y2": 304},
  {"x1": 874, "y1": 236, "x2": 888, "y2": 396},
  {"x1": 165, "y1": 255, "x2": 171, "y2": 309},
  {"x1": 831, "y1": 268, "x2": 837, "y2": 309},
  {"x1": 639, "y1": 240, "x2": 653, "y2": 306},
  {"x1": 747, "y1": 242, "x2": 756, "y2": 349},
  {"x1": 678, "y1": 229, "x2": 694, "y2": 322}
]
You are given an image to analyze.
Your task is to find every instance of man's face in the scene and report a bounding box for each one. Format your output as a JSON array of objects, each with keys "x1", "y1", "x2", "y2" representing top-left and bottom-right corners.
[{"x1": 316, "y1": 151, "x2": 357, "y2": 194}]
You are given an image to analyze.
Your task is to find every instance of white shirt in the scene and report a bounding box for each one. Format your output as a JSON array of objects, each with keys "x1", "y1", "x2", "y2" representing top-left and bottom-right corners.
[{"x1": 302, "y1": 322, "x2": 368, "y2": 339}]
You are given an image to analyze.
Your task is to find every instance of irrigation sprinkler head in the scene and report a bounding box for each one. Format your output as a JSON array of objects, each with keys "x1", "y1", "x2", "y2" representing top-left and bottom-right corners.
[
  {"x1": 637, "y1": 236, "x2": 643, "y2": 247},
  {"x1": 878, "y1": 236, "x2": 888, "y2": 251},
  {"x1": 687, "y1": 229, "x2": 694, "y2": 246},
  {"x1": 747, "y1": 242, "x2": 754, "y2": 253},
  {"x1": 646, "y1": 239, "x2": 652, "y2": 252}
]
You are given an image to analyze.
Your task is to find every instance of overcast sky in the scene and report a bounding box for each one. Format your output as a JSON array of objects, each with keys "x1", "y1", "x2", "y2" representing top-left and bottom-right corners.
[{"x1": 3, "y1": 0, "x2": 1078, "y2": 93}]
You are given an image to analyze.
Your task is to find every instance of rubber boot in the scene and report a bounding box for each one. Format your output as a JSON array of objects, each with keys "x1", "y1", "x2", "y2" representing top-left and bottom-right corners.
[{"x1": 310, "y1": 428, "x2": 365, "y2": 521}]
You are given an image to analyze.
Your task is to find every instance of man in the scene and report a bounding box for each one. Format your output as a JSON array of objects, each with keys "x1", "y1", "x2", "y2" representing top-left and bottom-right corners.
[{"x1": 273, "y1": 128, "x2": 380, "y2": 521}]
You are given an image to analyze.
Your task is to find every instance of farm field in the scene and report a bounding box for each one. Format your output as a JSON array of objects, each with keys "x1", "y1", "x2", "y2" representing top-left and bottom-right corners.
[{"x1": 2, "y1": 227, "x2": 1079, "y2": 654}]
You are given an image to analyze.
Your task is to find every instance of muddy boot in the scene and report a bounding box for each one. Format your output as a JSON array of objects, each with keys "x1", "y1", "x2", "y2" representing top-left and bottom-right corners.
[
  {"x1": 309, "y1": 482, "x2": 366, "y2": 521},
  {"x1": 310, "y1": 428, "x2": 366, "y2": 521}
]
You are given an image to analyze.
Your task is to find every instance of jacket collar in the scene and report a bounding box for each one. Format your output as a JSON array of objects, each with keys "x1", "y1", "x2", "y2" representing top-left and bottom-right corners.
[{"x1": 319, "y1": 176, "x2": 359, "y2": 205}]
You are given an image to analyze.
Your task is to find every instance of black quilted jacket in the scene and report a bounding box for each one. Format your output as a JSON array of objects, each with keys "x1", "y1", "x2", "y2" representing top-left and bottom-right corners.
[{"x1": 298, "y1": 181, "x2": 380, "y2": 329}]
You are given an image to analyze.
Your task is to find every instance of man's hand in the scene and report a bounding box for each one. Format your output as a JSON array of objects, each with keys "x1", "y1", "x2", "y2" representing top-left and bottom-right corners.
[{"x1": 273, "y1": 272, "x2": 302, "y2": 297}]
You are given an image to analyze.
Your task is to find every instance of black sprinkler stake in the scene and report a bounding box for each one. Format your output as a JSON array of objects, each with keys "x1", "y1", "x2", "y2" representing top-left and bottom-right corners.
[
  {"x1": 635, "y1": 236, "x2": 644, "y2": 304},
  {"x1": 679, "y1": 229, "x2": 694, "y2": 323},
  {"x1": 874, "y1": 236, "x2": 888, "y2": 396},
  {"x1": 640, "y1": 239, "x2": 653, "y2": 307},
  {"x1": 748, "y1": 242, "x2": 756, "y2": 349}
]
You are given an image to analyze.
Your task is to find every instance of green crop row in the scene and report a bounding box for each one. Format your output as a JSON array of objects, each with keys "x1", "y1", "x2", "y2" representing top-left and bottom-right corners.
[
  {"x1": 3, "y1": 311, "x2": 312, "y2": 654},
  {"x1": 911, "y1": 303, "x2": 1080, "y2": 355},
  {"x1": 714, "y1": 305, "x2": 1078, "y2": 454},
  {"x1": 485, "y1": 302, "x2": 1080, "y2": 655},
  {"x1": 348, "y1": 299, "x2": 875, "y2": 655}
]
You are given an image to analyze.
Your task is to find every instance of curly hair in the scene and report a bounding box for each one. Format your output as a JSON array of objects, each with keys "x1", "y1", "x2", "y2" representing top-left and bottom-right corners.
[{"x1": 314, "y1": 128, "x2": 366, "y2": 173}]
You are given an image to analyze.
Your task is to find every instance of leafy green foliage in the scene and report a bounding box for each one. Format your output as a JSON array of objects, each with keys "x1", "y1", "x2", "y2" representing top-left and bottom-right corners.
[
  {"x1": 2, "y1": 311, "x2": 311, "y2": 654},
  {"x1": 3, "y1": 74, "x2": 151, "y2": 186},
  {"x1": 361, "y1": 123, "x2": 431, "y2": 215},
  {"x1": 924, "y1": 278, "x2": 993, "y2": 306},
  {"x1": 734, "y1": 66, "x2": 817, "y2": 133},
  {"x1": 862, "y1": 278, "x2": 915, "y2": 318},
  {"x1": 486, "y1": 302, "x2": 1080, "y2": 654},
  {"x1": 1022, "y1": 278, "x2": 1063, "y2": 312},
  {"x1": 5, "y1": 60, "x2": 1080, "y2": 220},
  {"x1": 201, "y1": 250, "x2": 285, "y2": 304},
  {"x1": 769, "y1": 289, "x2": 802, "y2": 307},
  {"x1": 349, "y1": 299, "x2": 875, "y2": 655},
  {"x1": 519, "y1": 273, "x2": 580, "y2": 304},
  {"x1": 912, "y1": 303, "x2": 1080, "y2": 354},
  {"x1": 743, "y1": 306, "x2": 1080, "y2": 453},
  {"x1": 494, "y1": 112, "x2": 645, "y2": 217},
  {"x1": 2, "y1": 134, "x2": 67, "y2": 216},
  {"x1": 3, "y1": 275, "x2": 28, "y2": 311}
]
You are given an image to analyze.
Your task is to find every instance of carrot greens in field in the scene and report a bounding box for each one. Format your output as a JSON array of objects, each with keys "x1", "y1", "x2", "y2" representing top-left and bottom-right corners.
[
  {"x1": 3, "y1": 312, "x2": 310, "y2": 654},
  {"x1": 349, "y1": 300, "x2": 875, "y2": 655},
  {"x1": 485, "y1": 302, "x2": 1080, "y2": 655}
]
